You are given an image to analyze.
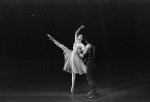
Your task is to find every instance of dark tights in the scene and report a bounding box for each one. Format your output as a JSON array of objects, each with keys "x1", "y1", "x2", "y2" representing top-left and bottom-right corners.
[{"x1": 86, "y1": 60, "x2": 96, "y2": 94}]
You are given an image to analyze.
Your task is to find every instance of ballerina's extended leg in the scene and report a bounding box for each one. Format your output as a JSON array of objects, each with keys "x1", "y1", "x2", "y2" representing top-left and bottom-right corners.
[{"x1": 47, "y1": 34, "x2": 70, "y2": 52}]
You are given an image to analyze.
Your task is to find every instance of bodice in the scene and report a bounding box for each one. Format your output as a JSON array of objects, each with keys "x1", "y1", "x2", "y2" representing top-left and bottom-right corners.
[{"x1": 73, "y1": 42, "x2": 84, "y2": 54}]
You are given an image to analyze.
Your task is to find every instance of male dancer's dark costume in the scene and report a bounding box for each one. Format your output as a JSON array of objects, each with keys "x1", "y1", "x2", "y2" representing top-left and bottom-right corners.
[{"x1": 80, "y1": 40, "x2": 97, "y2": 99}]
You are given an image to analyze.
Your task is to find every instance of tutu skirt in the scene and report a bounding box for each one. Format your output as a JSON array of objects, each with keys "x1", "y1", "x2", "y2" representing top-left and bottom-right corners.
[{"x1": 63, "y1": 49, "x2": 87, "y2": 75}]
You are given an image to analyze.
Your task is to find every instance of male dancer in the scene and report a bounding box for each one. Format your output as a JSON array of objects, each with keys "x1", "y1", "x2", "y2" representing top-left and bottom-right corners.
[{"x1": 80, "y1": 38, "x2": 97, "y2": 99}]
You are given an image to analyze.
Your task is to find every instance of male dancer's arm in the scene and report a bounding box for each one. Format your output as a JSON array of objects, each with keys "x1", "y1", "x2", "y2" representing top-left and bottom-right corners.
[{"x1": 80, "y1": 44, "x2": 91, "y2": 59}]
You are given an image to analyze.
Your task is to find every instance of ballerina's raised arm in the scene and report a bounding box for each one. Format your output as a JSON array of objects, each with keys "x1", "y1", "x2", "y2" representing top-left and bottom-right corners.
[{"x1": 75, "y1": 25, "x2": 84, "y2": 42}]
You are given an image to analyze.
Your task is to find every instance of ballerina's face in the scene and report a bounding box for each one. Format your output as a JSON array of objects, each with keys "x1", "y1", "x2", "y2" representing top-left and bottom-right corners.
[{"x1": 77, "y1": 34, "x2": 83, "y2": 42}]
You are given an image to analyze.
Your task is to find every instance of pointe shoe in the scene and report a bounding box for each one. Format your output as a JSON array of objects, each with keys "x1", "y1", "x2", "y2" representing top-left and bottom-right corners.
[
  {"x1": 47, "y1": 34, "x2": 54, "y2": 40},
  {"x1": 71, "y1": 87, "x2": 74, "y2": 94}
]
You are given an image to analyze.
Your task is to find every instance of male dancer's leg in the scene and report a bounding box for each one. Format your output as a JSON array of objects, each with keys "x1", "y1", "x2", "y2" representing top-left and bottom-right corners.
[{"x1": 87, "y1": 61, "x2": 96, "y2": 97}]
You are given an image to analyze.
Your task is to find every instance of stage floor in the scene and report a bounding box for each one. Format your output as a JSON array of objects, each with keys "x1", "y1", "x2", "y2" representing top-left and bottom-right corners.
[{"x1": 0, "y1": 80, "x2": 150, "y2": 102}]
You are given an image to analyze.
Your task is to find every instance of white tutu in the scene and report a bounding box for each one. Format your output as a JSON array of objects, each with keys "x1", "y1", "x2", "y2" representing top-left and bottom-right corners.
[{"x1": 62, "y1": 43, "x2": 87, "y2": 75}]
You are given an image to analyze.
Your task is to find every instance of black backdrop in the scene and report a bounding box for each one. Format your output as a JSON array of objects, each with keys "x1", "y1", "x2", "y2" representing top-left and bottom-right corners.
[{"x1": 0, "y1": 0, "x2": 150, "y2": 86}]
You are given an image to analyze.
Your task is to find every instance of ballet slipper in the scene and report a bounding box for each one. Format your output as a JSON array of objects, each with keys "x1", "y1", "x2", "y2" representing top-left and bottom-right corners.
[{"x1": 71, "y1": 87, "x2": 74, "y2": 94}]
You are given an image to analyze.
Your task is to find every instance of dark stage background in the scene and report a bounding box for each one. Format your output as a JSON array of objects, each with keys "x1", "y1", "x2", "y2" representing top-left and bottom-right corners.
[{"x1": 0, "y1": 0, "x2": 150, "y2": 90}]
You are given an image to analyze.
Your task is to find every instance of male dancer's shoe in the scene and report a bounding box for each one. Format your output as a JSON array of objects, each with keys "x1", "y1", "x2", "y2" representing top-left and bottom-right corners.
[
  {"x1": 87, "y1": 90, "x2": 97, "y2": 99},
  {"x1": 87, "y1": 90, "x2": 92, "y2": 95},
  {"x1": 88, "y1": 92, "x2": 97, "y2": 99}
]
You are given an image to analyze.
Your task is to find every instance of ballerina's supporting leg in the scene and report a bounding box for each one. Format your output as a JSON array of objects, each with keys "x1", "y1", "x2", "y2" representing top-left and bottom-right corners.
[{"x1": 71, "y1": 72, "x2": 76, "y2": 94}]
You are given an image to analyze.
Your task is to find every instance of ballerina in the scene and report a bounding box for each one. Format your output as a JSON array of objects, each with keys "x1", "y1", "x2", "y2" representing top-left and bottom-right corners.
[{"x1": 47, "y1": 25, "x2": 87, "y2": 94}]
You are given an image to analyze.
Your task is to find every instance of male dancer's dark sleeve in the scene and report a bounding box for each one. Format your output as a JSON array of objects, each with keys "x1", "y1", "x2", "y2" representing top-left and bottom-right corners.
[{"x1": 80, "y1": 44, "x2": 91, "y2": 59}]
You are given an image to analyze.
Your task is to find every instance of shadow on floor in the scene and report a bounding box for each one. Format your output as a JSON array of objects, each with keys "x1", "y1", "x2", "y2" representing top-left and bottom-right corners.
[{"x1": 71, "y1": 76, "x2": 150, "y2": 99}]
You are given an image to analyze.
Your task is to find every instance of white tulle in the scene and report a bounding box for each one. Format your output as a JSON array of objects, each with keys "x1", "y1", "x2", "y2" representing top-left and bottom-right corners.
[{"x1": 62, "y1": 43, "x2": 87, "y2": 75}]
